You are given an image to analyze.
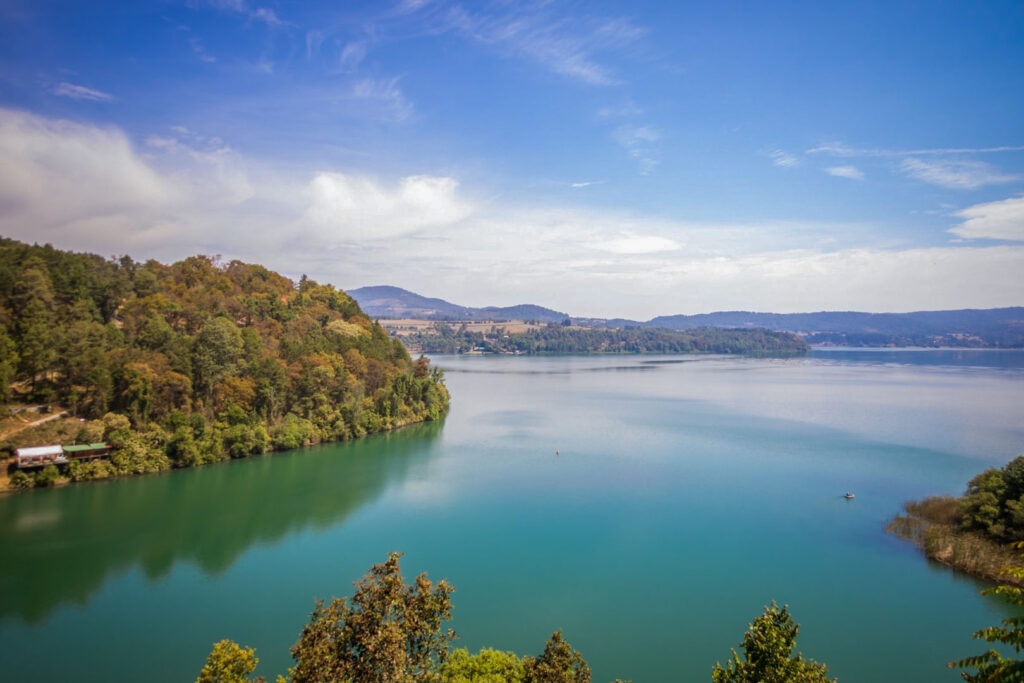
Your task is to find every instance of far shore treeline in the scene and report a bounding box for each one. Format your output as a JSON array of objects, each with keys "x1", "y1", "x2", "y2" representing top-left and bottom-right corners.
[
  {"x1": 403, "y1": 321, "x2": 809, "y2": 356},
  {"x1": 0, "y1": 237, "x2": 449, "y2": 490}
]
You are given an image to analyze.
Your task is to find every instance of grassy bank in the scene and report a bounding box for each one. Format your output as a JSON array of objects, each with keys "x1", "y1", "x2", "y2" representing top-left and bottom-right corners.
[{"x1": 886, "y1": 496, "x2": 1024, "y2": 587}]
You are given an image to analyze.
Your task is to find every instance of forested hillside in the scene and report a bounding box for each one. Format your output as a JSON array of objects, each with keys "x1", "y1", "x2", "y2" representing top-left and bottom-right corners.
[
  {"x1": 404, "y1": 322, "x2": 809, "y2": 355},
  {"x1": 0, "y1": 238, "x2": 449, "y2": 488}
]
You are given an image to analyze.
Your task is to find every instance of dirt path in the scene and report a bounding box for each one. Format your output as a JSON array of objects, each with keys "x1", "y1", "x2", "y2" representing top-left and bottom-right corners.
[{"x1": 0, "y1": 411, "x2": 70, "y2": 441}]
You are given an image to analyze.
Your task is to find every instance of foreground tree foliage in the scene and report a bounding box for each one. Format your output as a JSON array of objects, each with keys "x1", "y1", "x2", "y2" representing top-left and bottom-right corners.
[
  {"x1": 198, "y1": 554, "x2": 594, "y2": 682},
  {"x1": 960, "y1": 456, "x2": 1024, "y2": 542},
  {"x1": 522, "y1": 631, "x2": 591, "y2": 683},
  {"x1": 441, "y1": 648, "x2": 526, "y2": 682},
  {"x1": 196, "y1": 640, "x2": 264, "y2": 683},
  {"x1": 0, "y1": 238, "x2": 448, "y2": 488},
  {"x1": 949, "y1": 559, "x2": 1024, "y2": 681},
  {"x1": 712, "y1": 602, "x2": 834, "y2": 683},
  {"x1": 289, "y1": 552, "x2": 454, "y2": 682}
]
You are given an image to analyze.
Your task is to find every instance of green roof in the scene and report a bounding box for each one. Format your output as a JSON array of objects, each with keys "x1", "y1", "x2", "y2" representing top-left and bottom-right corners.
[{"x1": 62, "y1": 443, "x2": 110, "y2": 452}]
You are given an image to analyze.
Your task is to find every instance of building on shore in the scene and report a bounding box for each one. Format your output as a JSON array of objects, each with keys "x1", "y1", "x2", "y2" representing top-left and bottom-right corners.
[{"x1": 14, "y1": 443, "x2": 111, "y2": 469}]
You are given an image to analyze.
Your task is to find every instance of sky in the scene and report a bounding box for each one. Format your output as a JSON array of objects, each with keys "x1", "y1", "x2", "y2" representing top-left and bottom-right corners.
[{"x1": 0, "y1": 0, "x2": 1023, "y2": 318}]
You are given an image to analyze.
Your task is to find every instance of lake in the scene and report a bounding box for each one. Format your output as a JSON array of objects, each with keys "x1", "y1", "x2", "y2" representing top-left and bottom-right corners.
[{"x1": 2, "y1": 349, "x2": 1024, "y2": 681}]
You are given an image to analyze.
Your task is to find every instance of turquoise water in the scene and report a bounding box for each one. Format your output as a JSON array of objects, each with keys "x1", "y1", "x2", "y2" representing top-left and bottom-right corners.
[{"x1": 2, "y1": 350, "x2": 1023, "y2": 681}]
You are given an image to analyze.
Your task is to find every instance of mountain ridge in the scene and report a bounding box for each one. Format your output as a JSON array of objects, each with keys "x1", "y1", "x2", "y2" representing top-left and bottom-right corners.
[{"x1": 348, "y1": 286, "x2": 1024, "y2": 347}]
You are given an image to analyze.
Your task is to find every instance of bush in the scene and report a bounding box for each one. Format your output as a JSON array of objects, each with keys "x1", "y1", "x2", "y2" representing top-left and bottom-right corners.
[
  {"x1": 33, "y1": 464, "x2": 60, "y2": 487},
  {"x1": 9, "y1": 470, "x2": 34, "y2": 489},
  {"x1": 443, "y1": 648, "x2": 525, "y2": 682}
]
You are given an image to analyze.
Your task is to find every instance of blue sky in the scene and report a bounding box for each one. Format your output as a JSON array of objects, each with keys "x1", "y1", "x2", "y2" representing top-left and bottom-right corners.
[{"x1": 1, "y1": 0, "x2": 1022, "y2": 317}]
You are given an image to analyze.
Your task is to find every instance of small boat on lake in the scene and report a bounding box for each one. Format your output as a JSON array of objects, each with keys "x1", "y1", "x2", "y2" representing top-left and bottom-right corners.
[{"x1": 844, "y1": 492, "x2": 855, "y2": 499}]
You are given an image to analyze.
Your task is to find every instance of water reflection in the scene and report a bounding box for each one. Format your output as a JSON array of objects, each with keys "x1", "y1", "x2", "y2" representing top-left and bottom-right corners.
[{"x1": 0, "y1": 420, "x2": 443, "y2": 623}]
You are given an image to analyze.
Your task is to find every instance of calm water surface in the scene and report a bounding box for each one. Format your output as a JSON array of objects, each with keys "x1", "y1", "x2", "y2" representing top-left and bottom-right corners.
[{"x1": 2, "y1": 349, "x2": 1024, "y2": 681}]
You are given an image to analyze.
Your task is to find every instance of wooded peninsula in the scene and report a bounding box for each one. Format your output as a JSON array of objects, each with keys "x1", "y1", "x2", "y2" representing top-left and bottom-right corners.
[
  {"x1": 888, "y1": 456, "x2": 1024, "y2": 587},
  {"x1": 399, "y1": 321, "x2": 809, "y2": 356},
  {"x1": 0, "y1": 237, "x2": 449, "y2": 491}
]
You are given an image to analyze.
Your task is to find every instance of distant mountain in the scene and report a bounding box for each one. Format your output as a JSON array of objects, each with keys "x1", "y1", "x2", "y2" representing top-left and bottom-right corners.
[
  {"x1": 643, "y1": 308, "x2": 1024, "y2": 346},
  {"x1": 348, "y1": 286, "x2": 1024, "y2": 347},
  {"x1": 348, "y1": 286, "x2": 569, "y2": 323}
]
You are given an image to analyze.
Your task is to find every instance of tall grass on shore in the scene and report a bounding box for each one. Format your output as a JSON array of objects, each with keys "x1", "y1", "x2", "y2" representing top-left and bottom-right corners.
[{"x1": 886, "y1": 496, "x2": 1024, "y2": 586}]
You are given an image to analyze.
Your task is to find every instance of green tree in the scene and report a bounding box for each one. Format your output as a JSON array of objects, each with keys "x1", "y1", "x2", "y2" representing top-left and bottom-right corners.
[
  {"x1": 289, "y1": 552, "x2": 455, "y2": 682},
  {"x1": 193, "y1": 317, "x2": 244, "y2": 398},
  {"x1": 712, "y1": 602, "x2": 834, "y2": 683},
  {"x1": 196, "y1": 639, "x2": 264, "y2": 683},
  {"x1": 522, "y1": 632, "x2": 590, "y2": 683},
  {"x1": 12, "y1": 259, "x2": 57, "y2": 390},
  {"x1": 442, "y1": 648, "x2": 525, "y2": 682},
  {"x1": 949, "y1": 562, "x2": 1024, "y2": 681}
]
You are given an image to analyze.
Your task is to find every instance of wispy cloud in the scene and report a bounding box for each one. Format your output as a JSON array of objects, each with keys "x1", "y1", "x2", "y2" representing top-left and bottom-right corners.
[
  {"x1": 403, "y1": 2, "x2": 646, "y2": 86},
  {"x1": 951, "y1": 194, "x2": 1024, "y2": 241},
  {"x1": 339, "y1": 41, "x2": 367, "y2": 71},
  {"x1": 570, "y1": 180, "x2": 606, "y2": 188},
  {"x1": 189, "y1": 37, "x2": 216, "y2": 63},
  {"x1": 351, "y1": 78, "x2": 414, "y2": 122},
  {"x1": 825, "y1": 165, "x2": 864, "y2": 180},
  {"x1": 614, "y1": 125, "x2": 660, "y2": 174},
  {"x1": 596, "y1": 100, "x2": 643, "y2": 119},
  {"x1": 900, "y1": 158, "x2": 1020, "y2": 189},
  {"x1": 190, "y1": 0, "x2": 285, "y2": 27},
  {"x1": 808, "y1": 141, "x2": 1024, "y2": 157},
  {"x1": 52, "y1": 82, "x2": 114, "y2": 102},
  {"x1": 768, "y1": 149, "x2": 798, "y2": 167}
]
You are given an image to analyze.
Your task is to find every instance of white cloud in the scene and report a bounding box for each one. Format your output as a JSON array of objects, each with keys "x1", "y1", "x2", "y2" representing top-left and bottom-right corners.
[
  {"x1": 825, "y1": 165, "x2": 864, "y2": 180},
  {"x1": 951, "y1": 194, "x2": 1024, "y2": 241},
  {"x1": 900, "y1": 158, "x2": 1020, "y2": 189},
  {"x1": 300, "y1": 173, "x2": 472, "y2": 241},
  {"x1": 592, "y1": 234, "x2": 680, "y2": 254},
  {"x1": 351, "y1": 78, "x2": 413, "y2": 121},
  {"x1": 2, "y1": 108, "x2": 1021, "y2": 319},
  {"x1": 52, "y1": 82, "x2": 114, "y2": 102},
  {"x1": 0, "y1": 109, "x2": 169, "y2": 235},
  {"x1": 570, "y1": 180, "x2": 605, "y2": 188}
]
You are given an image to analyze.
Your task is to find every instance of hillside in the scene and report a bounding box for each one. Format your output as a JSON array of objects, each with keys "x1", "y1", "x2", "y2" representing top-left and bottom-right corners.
[
  {"x1": 0, "y1": 238, "x2": 449, "y2": 490},
  {"x1": 348, "y1": 286, "x2": 569, "y2": 323}
]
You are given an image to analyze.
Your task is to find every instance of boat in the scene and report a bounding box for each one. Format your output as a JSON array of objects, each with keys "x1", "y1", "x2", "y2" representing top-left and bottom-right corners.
[{"x1": 844, "y1": 492, "x2": 855, "y2": 499}]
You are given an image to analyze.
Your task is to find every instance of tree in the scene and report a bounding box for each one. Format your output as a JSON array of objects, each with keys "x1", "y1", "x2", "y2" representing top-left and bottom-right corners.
[
  {"x1": 289, "y1": 552, "x2": 455, "y2": 682},
  {"x1": 712, "y1": 602, "x2": 834, "y2": 683},
  {"x1": 522, "y1": 631, "x2": 590, "y2": 683},
  {"x1": 12, "y1": 259, "x2": 57, "y2": 390},
  {"x1": 196, "y1": 639, "x2": 264, "y2": 683},
  {"x1": 949, "y1": 561, "x2": 1024, "y2": 681},
  {"x1": 193, "y1": 317, "x2": 244, "y2": 398}
]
